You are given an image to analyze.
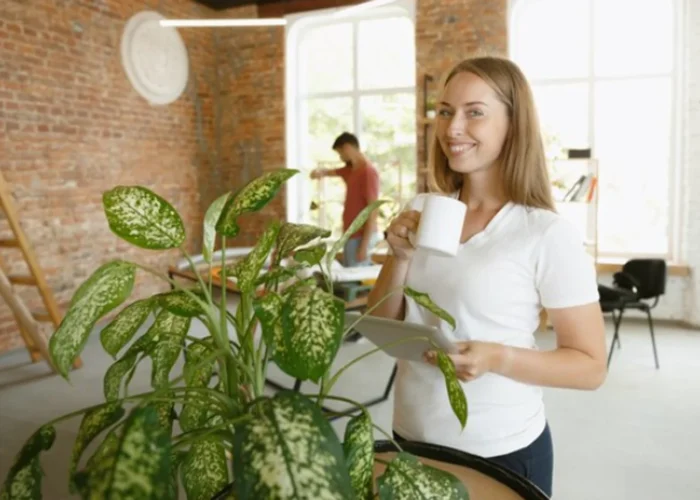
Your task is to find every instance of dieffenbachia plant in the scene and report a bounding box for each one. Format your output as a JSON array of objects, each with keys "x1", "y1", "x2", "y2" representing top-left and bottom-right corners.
[{"x1": 1, "y1": 169, "x2": 469, "y2": 500}]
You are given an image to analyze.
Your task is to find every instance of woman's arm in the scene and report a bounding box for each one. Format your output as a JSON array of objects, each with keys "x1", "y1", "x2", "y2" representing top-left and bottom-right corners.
[
  {"x1": 492, "y1": 302, "x2": 607, "y2": 390},
  {"x1": 428, "y1": 302, "x2": 607, "y2": 390},
  {"x1": 366, "y1": 256, "x2": 411, "y2": 320},
  {"x1": 366, "y1": 210, "x2": 421, "y2": 320}
]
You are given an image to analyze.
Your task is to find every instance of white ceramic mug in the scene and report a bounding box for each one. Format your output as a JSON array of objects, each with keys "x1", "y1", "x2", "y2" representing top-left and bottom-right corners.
[{"x1": 413, "y1": 194, "x2": 466, "y2": 257}]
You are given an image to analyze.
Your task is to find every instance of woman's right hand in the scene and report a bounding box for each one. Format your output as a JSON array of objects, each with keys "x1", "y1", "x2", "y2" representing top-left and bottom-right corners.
[{"x1": 386, "y1": 210, "x2": 421, "y2": 261}]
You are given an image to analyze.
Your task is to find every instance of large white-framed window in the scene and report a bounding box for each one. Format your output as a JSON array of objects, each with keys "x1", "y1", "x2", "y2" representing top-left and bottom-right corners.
[
  {"x1": 285, "y1": 0, "x2": 417, "y2": 238},
  {"x1": 509, "y1": 0, "x2": 683, "y2": 260}
]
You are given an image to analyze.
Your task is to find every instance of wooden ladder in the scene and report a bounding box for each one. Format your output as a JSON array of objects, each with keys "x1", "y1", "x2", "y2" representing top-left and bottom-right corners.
[{"x1": 0, "y1": 172, "x2": 81, "y2": 371}]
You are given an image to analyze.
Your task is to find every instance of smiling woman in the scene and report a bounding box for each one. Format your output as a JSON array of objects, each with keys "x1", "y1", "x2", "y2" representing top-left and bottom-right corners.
[{"x1": 368, "y1": 56, "x2": 607, "y2": 498}]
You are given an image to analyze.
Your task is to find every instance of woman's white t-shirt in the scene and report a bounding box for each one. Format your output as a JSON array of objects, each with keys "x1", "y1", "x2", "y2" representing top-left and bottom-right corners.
[{"x1": 392, "y1": 193, "x2": 600, "y2": 458}]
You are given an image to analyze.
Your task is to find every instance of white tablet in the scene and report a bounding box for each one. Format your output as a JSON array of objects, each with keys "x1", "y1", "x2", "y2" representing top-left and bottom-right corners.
[{"x1": 345, "y1": 312, "x2": 459, "y2": 362}]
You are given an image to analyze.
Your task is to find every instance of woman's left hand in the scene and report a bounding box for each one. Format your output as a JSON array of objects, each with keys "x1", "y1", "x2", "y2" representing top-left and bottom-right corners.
[{"x1": 424, "y1": 341, "x2": 504, "y2": 382}]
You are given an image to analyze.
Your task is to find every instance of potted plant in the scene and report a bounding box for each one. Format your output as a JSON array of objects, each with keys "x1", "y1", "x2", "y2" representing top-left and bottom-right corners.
[{"x1": 0, "y1": 170, "x2": 542, "y2": 499}]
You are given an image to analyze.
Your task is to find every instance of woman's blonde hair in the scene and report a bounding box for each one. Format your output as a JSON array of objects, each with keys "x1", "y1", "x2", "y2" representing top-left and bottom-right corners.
[{"x1": 428, "y1": 56, "x2": 555, "y2": 211}]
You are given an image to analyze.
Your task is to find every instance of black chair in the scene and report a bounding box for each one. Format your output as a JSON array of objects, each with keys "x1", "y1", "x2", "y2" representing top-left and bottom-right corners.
[{"x1": 598, "y1": 259, "x2": 666, "y2": 369}]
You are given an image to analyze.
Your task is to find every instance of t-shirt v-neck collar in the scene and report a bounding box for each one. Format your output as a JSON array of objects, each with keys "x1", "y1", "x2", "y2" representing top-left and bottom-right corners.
[{"x1": 449, "y1": 191, "x2": 515, "y2": 247}]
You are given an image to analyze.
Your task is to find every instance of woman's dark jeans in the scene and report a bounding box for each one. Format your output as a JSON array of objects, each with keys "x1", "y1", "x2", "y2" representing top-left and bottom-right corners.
[{"x1": 393, "y1": 423, "x2": 554, "y2": 498}]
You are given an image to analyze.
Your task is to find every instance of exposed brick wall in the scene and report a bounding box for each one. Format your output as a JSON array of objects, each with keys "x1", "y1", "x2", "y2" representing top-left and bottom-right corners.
[
  {"x1": 415, "y1": 0, "x2": 508, "y2": 191},
  {"x1": 0, "y1": 0, "x2": 222, "y2": 352},
  {"x1": 214, "y1": 5, "x2": 287, "y2": 247},
  {"x1": 683, "y1": 0, "x2": 700, "y2": 326}
]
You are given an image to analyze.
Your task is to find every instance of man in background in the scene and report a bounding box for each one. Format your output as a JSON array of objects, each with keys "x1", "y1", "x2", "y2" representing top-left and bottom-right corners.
[{"x1": 310, "y1": 132, "x2": 380, "y2": 267}]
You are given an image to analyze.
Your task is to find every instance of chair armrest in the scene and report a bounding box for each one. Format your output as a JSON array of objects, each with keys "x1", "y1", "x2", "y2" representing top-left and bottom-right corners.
[{"x1": 613, "y1": 271, "x2": 641, "y2": 295}]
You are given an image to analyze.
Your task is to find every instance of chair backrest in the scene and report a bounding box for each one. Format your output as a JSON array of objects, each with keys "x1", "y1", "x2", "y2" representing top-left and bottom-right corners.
[{"x1": 621, "y1": 259, "x2": 667, "y2": 299}]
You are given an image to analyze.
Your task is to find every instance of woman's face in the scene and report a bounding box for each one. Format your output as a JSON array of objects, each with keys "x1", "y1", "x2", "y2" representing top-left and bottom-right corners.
[{"x1": 436, "y1": 71, "x2": 510, "y2": 175}]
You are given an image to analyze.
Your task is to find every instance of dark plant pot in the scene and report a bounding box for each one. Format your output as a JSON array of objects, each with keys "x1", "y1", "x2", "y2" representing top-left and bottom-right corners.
[
  {"x1": 213, "y1": 440, "x2": 550, "y2": 499},
  {"x1": 373, "y1": 440, "x2": 550, "y2": 500}
]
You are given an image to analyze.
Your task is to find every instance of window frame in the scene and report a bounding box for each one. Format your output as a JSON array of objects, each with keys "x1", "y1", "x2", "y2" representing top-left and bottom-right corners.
[
  {"x1": 284, "y1": 0, "x2": 417, "y2": 231},
  {"x1": 507, "y1": 0, "x2": 685, "y2": 261}
]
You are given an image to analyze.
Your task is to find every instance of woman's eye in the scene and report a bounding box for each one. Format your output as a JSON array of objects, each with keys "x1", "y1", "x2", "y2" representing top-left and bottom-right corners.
[
  {"x1": 467, "y1": 109, "x2": 484, "y2": 118},
  {"x1": 438, "y1": 109, "x2": 452, "y2": 117}
]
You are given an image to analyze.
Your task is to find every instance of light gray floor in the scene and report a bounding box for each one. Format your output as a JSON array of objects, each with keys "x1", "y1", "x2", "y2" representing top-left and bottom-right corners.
[{"x1": 1, "y1": 302, "x2": 699, "y2": 499}]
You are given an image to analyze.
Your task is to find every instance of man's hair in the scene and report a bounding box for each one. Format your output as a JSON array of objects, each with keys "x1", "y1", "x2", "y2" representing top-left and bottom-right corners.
[{"x1": 332, "y1": 132, "x2": 359, "y2": 150}]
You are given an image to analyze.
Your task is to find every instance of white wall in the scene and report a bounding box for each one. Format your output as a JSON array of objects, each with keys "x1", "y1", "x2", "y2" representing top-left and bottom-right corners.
[
  {"x1": 594, "y1": 1, "x2": 699, "y2": 326},
  {"x1": 681, "y1": 0, "x2": 700, "y2": 326}
]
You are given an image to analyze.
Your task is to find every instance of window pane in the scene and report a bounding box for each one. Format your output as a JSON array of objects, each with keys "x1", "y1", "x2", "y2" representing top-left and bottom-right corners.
[
  {"x1": 358, "y1": 17, "x2": 415, "y2": 90},
  {"x1": 360, "y1": 93, "x2": 417, "y2": 232},
  {"x1": 301, "y1": 98, "x2": 353, "y2": 233},
  {"x1": 531, "y1": 83, "x2": 590, "y2": 157},
  {"x1": 593, "y1": 0, "x2": 673, "y2": 77},
  {"x1": 299, "y1": 23, "x2": 353, "y2": 94},
  {"x1": 511, "y1": 0, "x2": 590, "y2": 80},
  {"x1": 594, "y1": 77, "x2": 672, "y2": 255}
]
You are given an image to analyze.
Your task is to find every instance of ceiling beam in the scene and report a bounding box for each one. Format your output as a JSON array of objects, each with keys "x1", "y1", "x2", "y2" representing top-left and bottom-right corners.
[{"x1": 258, "y1": 0, "x2": 364, "y2": 18}]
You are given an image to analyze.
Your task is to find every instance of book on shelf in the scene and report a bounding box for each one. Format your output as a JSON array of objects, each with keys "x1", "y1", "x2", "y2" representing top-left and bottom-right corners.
[{"x1": 560, "y1": 173, "x2": 597, "y2": 203}]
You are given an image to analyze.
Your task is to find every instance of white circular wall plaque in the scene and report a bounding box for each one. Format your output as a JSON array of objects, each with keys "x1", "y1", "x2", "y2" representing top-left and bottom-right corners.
[{"x1": 120, "y1": 11, "x2": 189, "y2": 105}]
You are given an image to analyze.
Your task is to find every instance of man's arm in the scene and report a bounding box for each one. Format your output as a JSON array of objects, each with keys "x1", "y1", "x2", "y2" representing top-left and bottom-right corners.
[
  {"x1": 357, "y1": 167, "x2": 380, "y2": 262},
  {"x1": 310, "y1": 165, "x2": 348, "y2": 179}
]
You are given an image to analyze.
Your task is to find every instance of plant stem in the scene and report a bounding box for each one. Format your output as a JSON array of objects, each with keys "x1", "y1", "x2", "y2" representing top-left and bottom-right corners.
[
  {"x1": 133, "y1": 261, "x2": 219, "y2": 336},
  {"x1": 171, "y1": 413, "x2": 251, "y2": 449},
  {"x1": 323, "y1": 335, "x2": 435, "y2": 397},
  {"x1": 219, "y1": 236, "x2": 241, "y2": 405},
  {"x1": 168, "y1": 348, "x2": 227, "y2": 387},
  {"x1": 342, "y1": 286, "x2": 405, "y2": 338},
  {"x1": 133, "y1": 262, "x2": 209, "y2": 312},
  {"x1": 179, "y1": 247, "x2": 213, "y2": 306},
  {"x1": 42, "y1": 387, "x2": 229, "y2": 429},
  {"x1": 371, "y1": 423, "x2": 404, "y2": 453}
]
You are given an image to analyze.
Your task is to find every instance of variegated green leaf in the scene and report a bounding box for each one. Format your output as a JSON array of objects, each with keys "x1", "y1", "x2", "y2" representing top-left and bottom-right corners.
[
  {"x1": 294, "y1": 243, "x2": 327, "y2": 267},
  {"x1": 85, "y1": 428, "x2": 120, "y2": 471},
  {"x1": 180, "y1": 341, "x2": 216, "y2": 433},
  {"x1": 158, "y1": 289, "x2": 205, "y2": 318},
  {"x1": 377, "y1": 452, "x2": 468, "y2": 500},
  {"x1": 254, "y1": 266, "x2": 301, "y2": 288},
  {"x1": 0, "y1": 458, "x2": 41, "y2": 500},
  {"x1": 404, "y1": 287, "x2": 456, "y2": 330},
  {"x1": 216, "y1": 169, "x2": 299, "y2": 237},
  {"x1": 169, "y1": 451, "x2": 186, "y2": 500},
  {"x1": 231, "y1": 223, "x2": 280, "y2": 292},
  {"x1": 103, "y1": 185, "x2": 185, "y2": 249},
  {"x1": 343, "y1": 412, "x2": 374, "y2": 500},
  {"x1": 104, "y1": 353, "x2": 138, "y2": 401},
  {"x1": 1, "y1": 426, "x2": 55, "y2": 500},
  {"x1": 103, "y1": 329, "x2": 159, "y2": 401},
  {"x1": 203, "y1": 192, "x2": 230, "y2": 263},
  {"x1": 147, "y1": 399, "x2": 175, "y2": 432},
  {"x1": 276, "y1": 223, "x2": 330, "y2": 260},
  {"x1": 179, "y1": 399, "x2": 210, "y2": 433},
  {"x1": 149, "y1": 310, "x2": 191, "y2": 389},
  {"x1": 100, "y1": 298, "x2": 154, "y2": 358},
  {"x1": 233, "y1": 391, "x2": 353, "y2": 500},
  {"x1": 77, "y1": 406, "x2": 172, "y2": 499},
  {"x1": 69, "y1": 404, "x2": 125, "y2": 493},
  {"x1": 436, "y1": 352, "x2": 468, "y2": 430},
  {"x1": 280, "y1": 286, "x2": 344, "y2": 382},
  {"x1": 280, "y1": 277, "x2": 317, "y2": 299},
  {"x1": 181, "y1": 437, "x2": 229, "y2": 500},
  {"x1": 183, "y1": 341, "x2": 215, "y2": 387},
  {"x1": 328, "y1": 199, "x2": 387, "y2": 265},
  {"x1": 253, "y1": 292, "x2": 284, "y2": 353},
  {"x1": 50, "y1": 260, "x2": 136, "y2": 378}
]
